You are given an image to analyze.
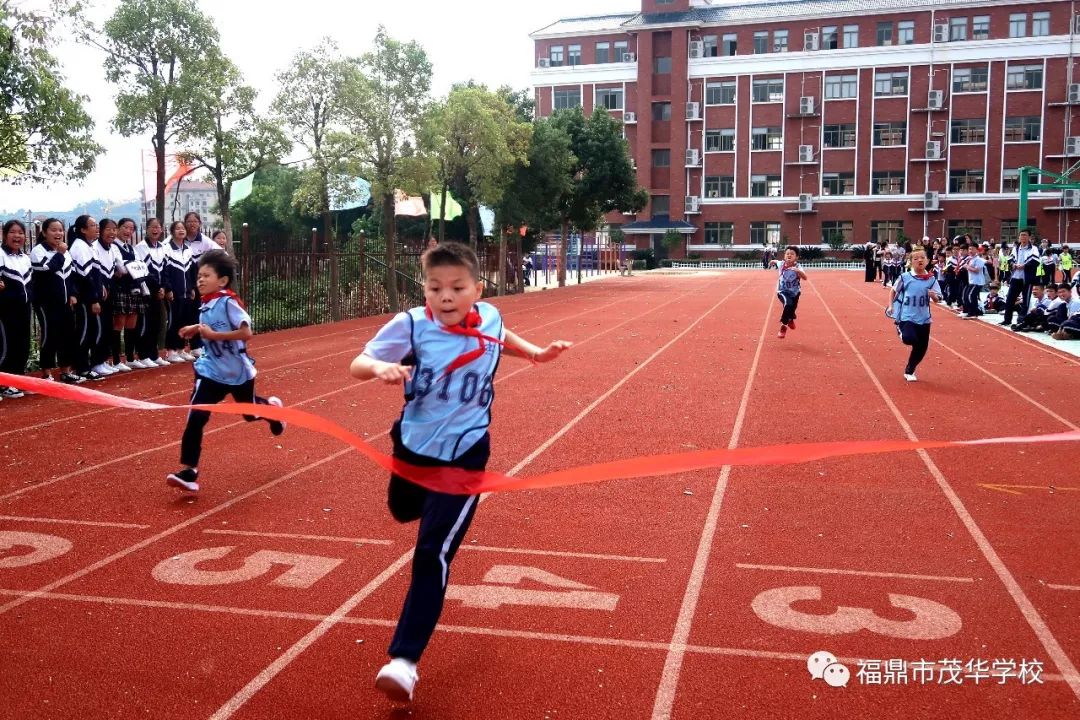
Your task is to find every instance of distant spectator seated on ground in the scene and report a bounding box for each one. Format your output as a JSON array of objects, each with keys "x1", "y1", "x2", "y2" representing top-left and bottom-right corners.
[
  {"x1": 619, "y1": 258, "x2": 633, "y2": 276},
  {"x1": 983, "y1": 282, "x2": 1006, "y2": 313}
]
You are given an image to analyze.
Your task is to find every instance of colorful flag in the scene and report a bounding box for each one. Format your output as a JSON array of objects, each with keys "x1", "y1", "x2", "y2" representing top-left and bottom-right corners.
[
  {"x1": 394, "y1": 195, "x2": 428, "y2": 217},
  {"x1": 430, "y1": 190, "x2": 463, "y2": 220},
  {"x1": 229, "y1": 172, "x2": 254, "y2": 205}
]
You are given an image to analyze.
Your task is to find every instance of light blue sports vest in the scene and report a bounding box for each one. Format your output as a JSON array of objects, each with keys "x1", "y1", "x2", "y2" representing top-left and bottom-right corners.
[{"x1": 193, "y1": 296, "x2": 256, "y2": 385}]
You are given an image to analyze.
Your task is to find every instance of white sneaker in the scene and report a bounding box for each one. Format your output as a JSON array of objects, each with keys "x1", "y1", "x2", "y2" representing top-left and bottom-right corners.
[
  {"x1": 904, "y1": 373, "x2": 918, "y2": 382},
  {"x1": 132, "y1": 359, "x2": 150, "y2": 369},
  {"x1": 375, "y1": 658, "x2": 417, "y2": 702},
  {"x1": 91, "y1": 363, "x2": 116, "y2": 376},
  {"x1": 114, "y1": 362, "x2": 133, "y2": 372},
  {"x1": 192, "y1": 348, "x2": 205, "y2": 358},
  {"x1": 165, "y1": 352, "x2": 185, "y2": 363},
  {"x1": 180, "y1": 351, "x2": 197, "y2": 361},
  {"x1": 154, "y1": 357, "x2": 170, "y2": 367}
]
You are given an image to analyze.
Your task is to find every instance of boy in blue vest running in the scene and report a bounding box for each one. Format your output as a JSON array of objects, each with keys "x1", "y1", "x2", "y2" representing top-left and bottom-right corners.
[
  {"x1": 350, "y1": 241, "x2": 572, "y2": 703},
  {"x1": 888, "y1": 248, "x2": 942, "y2": 382},
  {"x1": 167, "y1": 250, "x2": 284, "y2": 492}
]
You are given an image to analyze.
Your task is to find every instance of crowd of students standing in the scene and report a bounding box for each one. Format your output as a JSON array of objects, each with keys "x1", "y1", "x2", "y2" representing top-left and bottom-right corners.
[{"x1": 0, "y1": 211, "x2": 228, "y2": 399}]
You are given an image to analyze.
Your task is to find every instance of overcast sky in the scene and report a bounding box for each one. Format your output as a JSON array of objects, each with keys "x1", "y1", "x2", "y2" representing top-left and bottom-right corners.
[{"x1": 2, "y1": 0, "x2": 633, "y2": 214}]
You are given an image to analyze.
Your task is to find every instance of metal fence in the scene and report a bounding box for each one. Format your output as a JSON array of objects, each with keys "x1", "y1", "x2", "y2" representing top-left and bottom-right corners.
[{"x1": 669, "y1": 260, "x2": 863, "y2": 270}]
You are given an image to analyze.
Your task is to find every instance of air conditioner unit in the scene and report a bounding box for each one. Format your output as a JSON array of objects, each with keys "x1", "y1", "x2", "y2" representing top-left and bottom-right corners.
[
  {"x1": 1070, "y1": 84, "x2": 1080, "y2": 104},
  {"x1": 624, "y1": 53, "x2": 636, "y2": 62},
  {"x1": 933, "y1": 23, "x2": 949, "y2": 43},
  {"x1": 799, "y1": 144, "x2": 814, "y2": 162},
  {"x1": 925, "y1": 140, "x2": 942, "y2": 159},
  {"x1": 923, "y1": 191, "x2": 940, "y2": 210},
  {"x1": 685, "y1": 101, "x2": 700, "y2": 120},
  {"x1": 685, "y1": 148, "x2": 701, "y2": 166},
  {"x1": 798, "y1": 193, "x2": 813, "y2": 211},
  {"x1": 538, "y1": 58, "x2": 551, "y2": 68},
  {"x1": 685, "y1": 196, "x2": 701, "y2": 213},
  {"x1": 689, "y1": 40, "x2": 704, "y2": 59},
  {"x1": 799, "y1": 96, "x2": 815, "y2": 115},
  {"x1": 1064, "y1": 189, "x2": 1080, "y2": 207},
  {"x1": 623, "y1": 111, "x2": 637, "y2": 123},
  {"x1": 804, "y1": 31, "x2": 819, "y2": 51},
  {"x1": 1068, "y1": 136, "x2": 1080, "y2": 155},
  {"x1": 928, "y1": 90, "x2": 944, "y2": 109}
]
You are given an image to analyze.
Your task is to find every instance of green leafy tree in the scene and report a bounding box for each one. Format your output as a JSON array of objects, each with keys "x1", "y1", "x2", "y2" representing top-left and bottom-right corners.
[
  {"x1": 0, "y1": 0, "x2": 100, "y2": 181},
  {"x1": 662, "y1": 228, "x2": 683, "y2": 251},
  {"x1": 345, "y1": 26, "x2": 432, "y2": 311},
  {"x1": 231, "y1": 164, "x2": 317, "y2": 243},
  {"x1": 101, "y1": 0, "x2": 221, "y2": 221}
]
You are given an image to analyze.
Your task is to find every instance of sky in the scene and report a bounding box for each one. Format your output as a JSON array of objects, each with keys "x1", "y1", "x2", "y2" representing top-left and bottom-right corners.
[{"x1": 2, "y1": 0, "x2": 634, "y2": 214}]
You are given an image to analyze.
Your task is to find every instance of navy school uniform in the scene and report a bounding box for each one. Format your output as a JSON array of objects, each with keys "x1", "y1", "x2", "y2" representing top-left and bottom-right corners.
[
  {"x1": 161, "y1": 240, "x2": 195, "y2": 351},
  {"x1": 362, "y1": 302, "x2": 504, "y2": 663},
  {"x1": 1004, "y1": 245, "x2": 1041, "y2": 325},
  {"x1": 67, "y1": 237, "x2": 103, "y2": 373},
  {"x1": 0, "y1": 247, "x2": 33, "y2": 377},
  {"x1": 135, "y1": 239, "x2": 166, "y2": 360},
  {"x1": 89, "y1": 240, "x2": 122, "y2": 365},
  {"x1": 29, "y1": 243, "x2": 78, "y2": 371}
]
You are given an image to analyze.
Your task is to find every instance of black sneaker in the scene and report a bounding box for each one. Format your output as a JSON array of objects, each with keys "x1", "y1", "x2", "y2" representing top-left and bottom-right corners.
[
  {"x1": 81, "y1": 370, "x2": 105, "y2": 382},
  {"x1": 267, "y1": 396, "x2": 286, "y2": 436},
  {"x1": 60, "y1": 372, "x2": 86, "y2": 384},
  {"x1": 0, "y1": 386, "x2": 25, "y2": 399},
  {"x1": 166, "y1": 468, "x2": 199, "y2": 492}
]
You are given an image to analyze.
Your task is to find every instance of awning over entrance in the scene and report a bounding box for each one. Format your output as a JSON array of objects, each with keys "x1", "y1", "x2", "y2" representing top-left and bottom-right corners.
[{"x1": 620, "y1": 214, "x2": 696, "y2": 235}]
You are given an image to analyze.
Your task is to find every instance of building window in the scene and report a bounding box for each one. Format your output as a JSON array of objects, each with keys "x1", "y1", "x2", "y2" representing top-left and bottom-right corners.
[
  {"x1": 702, "y1": 35, "x2": 718, "y2": 57},
  {"x1": 1002, "y1": 168, "x2": 1021, "y2": 192},
  {"x1": 948, "y1": 220, "x2": 983, "y2": 239},
  {"x1": 568, "y1": 45, "x2": 581, "y2": 66},
  {"x1": 652, "y1": 102, "x2": 671, "y2": 121},
  {"x1": 751, "y1": 127, "x2": 783, "y2": 150},
  {"x1": 773, "y1": 30, "x2": 789, "y2": 52},
  {"x1": 549, "y1": 46, "x2": 565, "y2": 66},
  {"x1": 750, "y1": 221, "x2": 782, "y2": 245},
  {"x1": 751, "y1": 78, "x2": 784, "y2": 102},
  {"x1": 721, "y1": 34, "x2": 737, "y2": 56},
  {"x1": 823, "y1": 124, "x2": 856, "y2": 148},
  {"x1": 704, "y1": 129, "x2": 736, "y2": 152},
  {"x1": 1000, "y1": 220, "x2": 1020, "y2": 243},
  {"x1": 595, "y1": 88, "x2": 624, "y2": 110},
  {"x1": 872, "y1": 171, "x2": 905, "y2": 194},
  {"x1": 949, "y1": 169, "x2": 984, "y2": 193},
  {"x1": 973, "y1": 16, "x2": 990, "y2": 40},
  {"x1": 1032, "y1": 11, "x2": 1050, "y2": 37},
  {"x1": 614, "y1": 41, "x2": 630, "y2": 62},
  {"x1": 873, "y1": 121, "x2": 906, "y2": 146},
  {"x1": 595, "y1": 42, "x2": 610, "y2": 63},
  {"x1": 753, "y1": 31, "x2": 769, "y2": 54},
  {"x1": 824, "y1": 74, "x2": 858, "y2": 99},
  {"x1": 652, "y1": 149, "x2": 671, "y2": 167},
  {"x1": 1004, "y1": 116, "x2": 1041, "y2": 142},
  {"x1": 652, "y1": 195, "x2": 670, "y2": 215},
  {"x1": 871, "y1": 221, "x2": 903, "y2": 243},
  {"x1": 821, "y1": 26, "x2": 838, "y2": 49},
  {"x1": 704, "y1": 175, "x2": 735, "y2": 197},
  {"x1": 654, "y1": 56, "x2": 672, "y2": 74},
  {"x1": 821, "y1": 221, "x2": 854, "y2": 245},
  {"x1": 952, "y1": 66, "x2": 989, "y2": 93},
  {"x1": 750, "y1": 175, "x2": 782, "y2": 197},
  {"x1": 1006, "y1": 64, "x2": 1043, "y2": 90},
  {"x1": 875, "y1": 71, "x2": 909, "y2": 96},
  {"x1": 949, "y1": 17, "x2": 968, "y2": 41},
  {"x1": 843, "y1": 25, "x2": 859, "y2": 48},
  {"x1": 822, "y1": 173, "x2": 855, "y2": 195},
  {"x1": 951, "y1": 118, "x2": 986, "y2": 144},
  {"x1": 553, "y1": 89, "x2": 581, "y2": 109},
  {"x1": 705, "y1": 81, "x2": 736, "y2": 105},
  {"x1": 898, "y1": 20, "x2": 915, "y2": 45},
  {"x1": 704, "y1": 222, "x2": 734, "y2": 245},
  {"x1": 1009, "y1": 13, "x2": 1027, "y2": 38},
  {"x1": 876, "y1": 22, "x2": 893, "y2": 45}
]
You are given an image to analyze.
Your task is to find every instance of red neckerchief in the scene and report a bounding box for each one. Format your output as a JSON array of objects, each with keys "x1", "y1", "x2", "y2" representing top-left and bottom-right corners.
[
  {"x1": 201, "y1": 289, "x2": 245, "y2": 309},
  {"x1": 911, "y1": 272, "x2": 934, "y2": 280},
  {"x1": 424, "y1": 304, "x2": 537, "y2": 376}
]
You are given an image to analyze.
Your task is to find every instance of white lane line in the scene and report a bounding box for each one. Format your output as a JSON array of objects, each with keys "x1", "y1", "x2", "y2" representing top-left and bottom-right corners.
[
  {"x1": 1047, "y1": 584, "x2": 1080, "y2": 592},
  {"x1": 650, "y1": 291, "x2": 773, "y2": 720},
  {"x1": 816, "y1": 280, "x2": 1080, "y2": 700},
  {"x1": 202, "y1": 529, "x2": 393, "y2": 546},
  {"x1": 735, "y1": 563, "x2": 975, "y2": 583},
  {"x1": 210, "y1": 279, "x2": 745, "y2": 720},
  {"x1": 0, "y1": 515, "x2": 150, "y2": 530},
  {"x1": 460, "y1": 545, "x2": 665, "y2": 563}
]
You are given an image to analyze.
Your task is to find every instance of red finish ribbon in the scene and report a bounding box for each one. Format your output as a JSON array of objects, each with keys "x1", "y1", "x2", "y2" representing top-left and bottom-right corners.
[{"x1": 3, "y1": 373, "x2": 1078, "y2": 495}]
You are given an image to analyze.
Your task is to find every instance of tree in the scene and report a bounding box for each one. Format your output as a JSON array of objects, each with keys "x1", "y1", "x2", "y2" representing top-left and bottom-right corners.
[
  {"x1": 550, "y1": 108, "x2": 647, "y2": 286},
  {"x1": 101, "y1": 0, "x2": 221, "y2": 221},
  {"x1": 230, "y1": 164, "x2": 318, "y2": 247},
  {"x1": 0, "y1": 0, "x2": 100, "y2": 181},
  {"x1": 662, "y1": 228, "x2": 683, "y2": 251},
  {"x1": 346, "y1": 26, "x2": 433, "y2": 312},
  {"x1": 179, "y1": 59, "x2": 289, "y2": 240},
  {"x1": 272, "y1": 38, "x2": 362, "y2": 248}
]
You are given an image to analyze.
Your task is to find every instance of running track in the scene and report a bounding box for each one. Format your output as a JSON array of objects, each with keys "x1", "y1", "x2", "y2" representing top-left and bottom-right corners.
[{"x1": 1, "y1": 271, "x2": 1078, "y2": 719}]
